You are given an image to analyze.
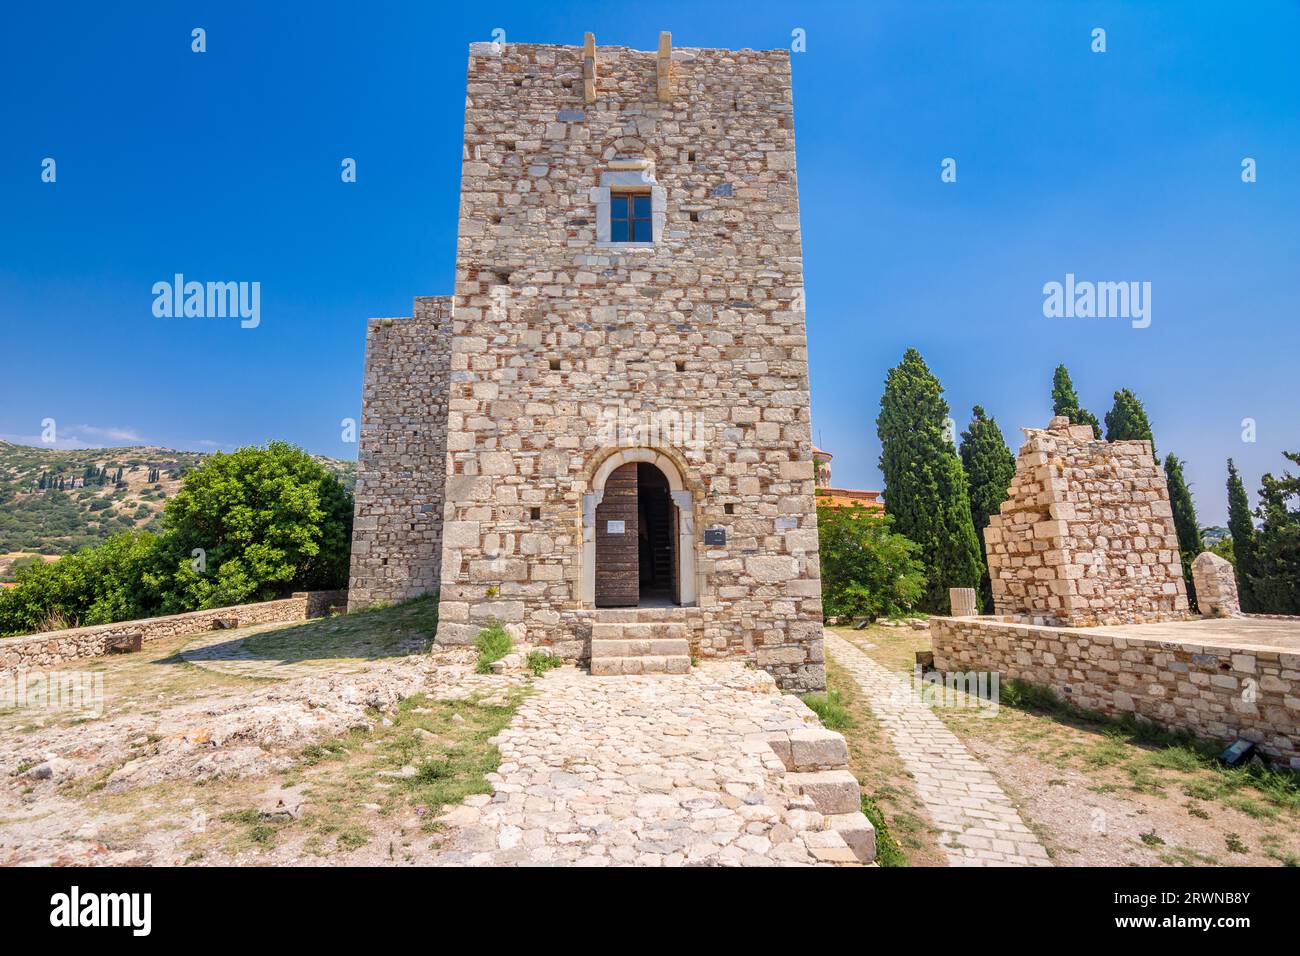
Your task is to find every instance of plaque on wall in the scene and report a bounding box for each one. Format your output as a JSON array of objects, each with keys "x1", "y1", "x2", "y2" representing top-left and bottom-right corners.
[
  {"x1": 606, "y1": 520, "x2": 625, "y2": 534},
  {"x1": 704, "y1": 528, "x2": 726, "y2": 546}
]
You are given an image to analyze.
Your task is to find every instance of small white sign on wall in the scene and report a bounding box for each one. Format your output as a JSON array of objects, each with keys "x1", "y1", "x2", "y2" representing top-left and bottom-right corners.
[{"x1": 607, "y1": 520, "x2": 625, "y2": 534}]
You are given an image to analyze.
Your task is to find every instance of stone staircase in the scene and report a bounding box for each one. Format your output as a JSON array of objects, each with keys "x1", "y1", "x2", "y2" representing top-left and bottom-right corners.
[{"x1": 589, "y1": 609, "x2": 693, "y2": 676}]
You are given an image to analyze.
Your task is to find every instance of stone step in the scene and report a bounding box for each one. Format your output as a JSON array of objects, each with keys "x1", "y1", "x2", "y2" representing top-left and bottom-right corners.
[
  {"x1": 784, "y1": 769, "x2": 862, "y2": 816},
  {"x1": 827, "y1": 811, "x2": 877, "y2": 864},
  {"x1": 767, "y1": 728, "x2": 850, "y2": 773},
  {"x1": 592, "y1": 607, "x2": 698, "y2": 624},
  {"x1": 591, "y1": 638, "x2": 690, "y2": 659},
  {"x1": 591, "y1": 622, "x2": 688, "y2": 641},
  {"x1": 590, "y1": 655, "x2": 691, "y2": 676}
]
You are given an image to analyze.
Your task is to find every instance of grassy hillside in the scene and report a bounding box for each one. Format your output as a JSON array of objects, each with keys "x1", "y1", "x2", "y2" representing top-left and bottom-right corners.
[{"x1": 0, "y1": 440, "x2": 355, "y2": 561}]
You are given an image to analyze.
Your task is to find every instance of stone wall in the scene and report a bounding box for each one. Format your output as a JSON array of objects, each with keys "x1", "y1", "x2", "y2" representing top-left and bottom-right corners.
[
  {"x1": 348, "y1": 296, "x2": 452, "y2": 609},
  {"x1": 432, "y1": 38, "x2": 824, "y2": 690},
  {"x1": 0, "y1": 590, "x2": 347, "y2": 677},
  {"x1": 932, "y1": 616, "x2": 1300, "y2": 768},
  {"x1": 985, "y1": 416, "x2": 1188, "y2": 626}
]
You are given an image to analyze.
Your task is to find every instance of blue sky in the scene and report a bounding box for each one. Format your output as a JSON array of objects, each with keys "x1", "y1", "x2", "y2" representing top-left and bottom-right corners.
[{"x1": 2, "y1": 1, "x2": 1297, "y2": 525}]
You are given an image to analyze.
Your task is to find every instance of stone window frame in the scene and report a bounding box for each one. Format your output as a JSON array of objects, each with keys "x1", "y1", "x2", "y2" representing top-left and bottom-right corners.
[{"x1": 593, "y1": 165, "x2": 666, "y2": 249}]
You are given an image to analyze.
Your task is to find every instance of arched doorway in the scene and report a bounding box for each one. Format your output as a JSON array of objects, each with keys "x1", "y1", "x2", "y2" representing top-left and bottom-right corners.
[{"x1": 582, "y1": 449, "x2": 697, "y2": 609}]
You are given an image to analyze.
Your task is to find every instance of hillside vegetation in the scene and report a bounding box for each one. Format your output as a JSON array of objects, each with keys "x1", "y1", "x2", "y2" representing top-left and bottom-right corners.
[{"x1": 0, "y1": 440, "x2": 355, "y2": 561}]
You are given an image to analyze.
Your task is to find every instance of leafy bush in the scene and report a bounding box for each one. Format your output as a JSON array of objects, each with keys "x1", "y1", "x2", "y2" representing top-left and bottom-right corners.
[
  {"x1": 0, "y1": 532, "x2": 165, "y2": 635},
  {"x1": 0, "y1": 442, "x2": 353, "y2": 636},
  {"x1": 474, "y1": 622, "x2": 513, "y2": 674},
  {"x1": 816, "y1": 504, "x2": 926, "y2": 621}
]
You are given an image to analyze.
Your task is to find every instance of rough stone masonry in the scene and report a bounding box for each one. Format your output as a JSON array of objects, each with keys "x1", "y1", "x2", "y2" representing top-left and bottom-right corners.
[
  {"x1": 349, "y1": 34, "x2": 825, "y2": 690},
  {"x1": 984, "y1": 416, "x2": 1189, "y2": 626}
]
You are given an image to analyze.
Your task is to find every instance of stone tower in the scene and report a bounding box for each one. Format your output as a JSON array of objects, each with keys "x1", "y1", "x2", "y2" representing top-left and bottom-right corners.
[{"x1": 351, "y1": 33, "x2": 824, "y2": 690}]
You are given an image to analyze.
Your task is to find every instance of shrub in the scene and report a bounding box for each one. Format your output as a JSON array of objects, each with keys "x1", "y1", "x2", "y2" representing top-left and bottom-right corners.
[
  {"x1": 816, "y1": 504, "x2": 926, "y2": 621},
  {"x1": 526, "y1": 650, "x2": 562, "y2": 676},
  {"x1": 0, "y1": 531, "x2": 165, "y2": 635},
  {"x1": 0, "y1": 442, "x2": 353, "y2": 636},
  {"x1": 474, "y1": 622, "x2": 512, "y2": 674}
]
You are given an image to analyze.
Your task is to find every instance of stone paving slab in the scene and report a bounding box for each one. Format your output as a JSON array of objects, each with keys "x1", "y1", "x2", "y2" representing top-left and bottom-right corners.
[
  {"x1": 434, "y1": 663, "x2": 854, "y2": 867},
  {"x1": 825, "y1": 632, "x2": 1051, "y2": 867}
]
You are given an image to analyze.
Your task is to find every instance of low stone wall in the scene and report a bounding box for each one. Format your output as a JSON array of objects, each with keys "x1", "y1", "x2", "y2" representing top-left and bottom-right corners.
[
  {"x1": 0, "y1": 590, "x2": 347, "y2": 676},
  {"x1": 932, "y1": 616, "x2": 1300, "y2": 768}
]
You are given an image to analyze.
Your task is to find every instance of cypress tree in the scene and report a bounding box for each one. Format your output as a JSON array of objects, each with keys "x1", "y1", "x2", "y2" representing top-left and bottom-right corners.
[
  {"x1": 1104, "y1": 388, "x2": 1156, "y2": 453},
  {"x1": 1252, "y1": 453, "x2": 1300, "y2": 615},
  {"x1": 877, "y1": 348, "x2": 983, "y2": 612},
  {"x1": 1163, "y1": 454, "x2": 1204, "y2": 610},
  {"x1": 959, "y1": 405, "x2": 1016, "y2": 612},
  {"x1": 1050, "y1": 364, "x2": 1102, "y2": 436},
  {"x1": 1227, "y1": 459, "x2": 1259, "y2": 611}
]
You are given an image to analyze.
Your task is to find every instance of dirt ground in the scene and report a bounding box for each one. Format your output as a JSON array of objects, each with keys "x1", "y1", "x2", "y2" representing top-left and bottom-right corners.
[
  {"x1": 0, "y1": 598, "x2": 531, "y2": 866},
  {"x1": 827, "y1": 625, "x2": 1300, "y2": 867}
]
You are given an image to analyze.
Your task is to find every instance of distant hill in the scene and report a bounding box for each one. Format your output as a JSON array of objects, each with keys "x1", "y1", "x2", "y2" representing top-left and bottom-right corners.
[{"x1": 0, "y1": 440, "x2": 356, "y2": 560}]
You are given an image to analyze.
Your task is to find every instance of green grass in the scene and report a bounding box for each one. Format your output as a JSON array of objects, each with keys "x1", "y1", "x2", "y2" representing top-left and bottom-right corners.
[
  {"x1": 239, "y1": 593, "x2": 439, "y2": 663},
  {"x1": 998, "y1": 678, "x2": 1300, "y2": 812},
  {"x1": 474, "y1": 622, "x2": 513, "y2": 674},
  {"x1": 526, "y1": 650, "x2": 562, "y2": 677},
  {"x1": 860, "y1": 795, "x2": 907, "y2": 867},
  {"x1": 206, "y1": 688, "x2": 526, "y2": 856},
  {"x1": 801, "y1": 689, "x2": 853, "y2": 730}
]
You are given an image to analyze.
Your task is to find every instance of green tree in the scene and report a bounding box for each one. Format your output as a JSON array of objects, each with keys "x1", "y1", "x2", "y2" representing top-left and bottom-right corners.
[
  {"x1": 152, "y1": 441, "x2": 353, "y2": 611},
  {"x1": 816, "y1": 504, "x2": 926, "y2": 621},
  {"x1": 876, "y1": 349, "x2": 983, "y2": 612},
  {"x1": 1163, "y1": 454, "x2": 1204, "y2": 610},
  {"x1": 1104, "y1": 388, "x2": 1156, "y2": 453},
  {"x1": 1226, "y1": 459, "x2": 1259, "y2": 611},
  {"x1": 1252, "y1": 452, "x2": 1300, "y2": 615},
  {"x1": 959, "y1": 405, "x2": 1016, "y2": 612},
  {"x1": 1050, "y1": 364, "x2": 1101, "y2": 436}
]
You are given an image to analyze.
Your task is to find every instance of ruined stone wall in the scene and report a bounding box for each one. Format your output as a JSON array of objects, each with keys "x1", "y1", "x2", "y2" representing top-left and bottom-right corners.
[
  {"x1": 348, "y1": 297, "x2": 451, "y2": 609},
  {"x1": 434, "y1": 40, "x2": 823, "y2": 690},
  {"x1": 932, "y1": 616, "x2": 1300, "y2": 768},
  {"x1": 985, "y1": 416, "x2": 1188, "y2": 626},
  {"x1": 0, "y1": 591, "x2": 347, "y2": 678}
]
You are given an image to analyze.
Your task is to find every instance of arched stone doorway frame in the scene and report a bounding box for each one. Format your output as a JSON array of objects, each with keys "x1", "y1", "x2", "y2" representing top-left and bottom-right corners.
[{"x1": 580, "y1": 447, "x2": 697, "y2": 607}]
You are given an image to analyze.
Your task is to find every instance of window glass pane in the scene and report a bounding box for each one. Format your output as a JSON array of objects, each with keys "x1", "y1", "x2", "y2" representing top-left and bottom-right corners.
[
  {"x1": 633, "y1": 194, "x2": 651, "y2": 217},
  {"x1": 632, "y1": 218, "x2": 651, "y2": 242},
  {"x1": 610, "y1": 195, "x2": 628, "y2": 218}
]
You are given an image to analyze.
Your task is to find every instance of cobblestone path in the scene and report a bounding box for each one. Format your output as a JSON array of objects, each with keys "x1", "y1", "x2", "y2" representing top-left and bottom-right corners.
[
  {"x1": 825, "y1": 632, "x2": 1051, "y2": 867},
  {"x1": 434, "y1": 663, "x2": 852, "y2": 866}
]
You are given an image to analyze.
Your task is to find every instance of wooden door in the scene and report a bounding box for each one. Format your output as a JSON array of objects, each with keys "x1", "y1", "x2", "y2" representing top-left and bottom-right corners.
[{"x1": 595, "y1": 463, "x2": 639, "y2": 607}]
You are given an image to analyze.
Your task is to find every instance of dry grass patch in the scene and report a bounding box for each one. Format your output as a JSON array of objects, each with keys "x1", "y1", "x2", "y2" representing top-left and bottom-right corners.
[{"x1": 829, "y1": 623, "x2": 1300, "y2": 866}]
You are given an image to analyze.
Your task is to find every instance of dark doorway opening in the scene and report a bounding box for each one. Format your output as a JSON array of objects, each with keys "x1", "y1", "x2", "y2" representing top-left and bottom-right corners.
[{"x1": 637, "y1": 463, "x2": 676, "y2": 606}]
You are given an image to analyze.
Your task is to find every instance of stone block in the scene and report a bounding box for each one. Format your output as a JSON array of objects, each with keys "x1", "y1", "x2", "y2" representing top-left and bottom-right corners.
[{"x1": 785, "y1": 770, "x2": 861, "y2": 815}]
